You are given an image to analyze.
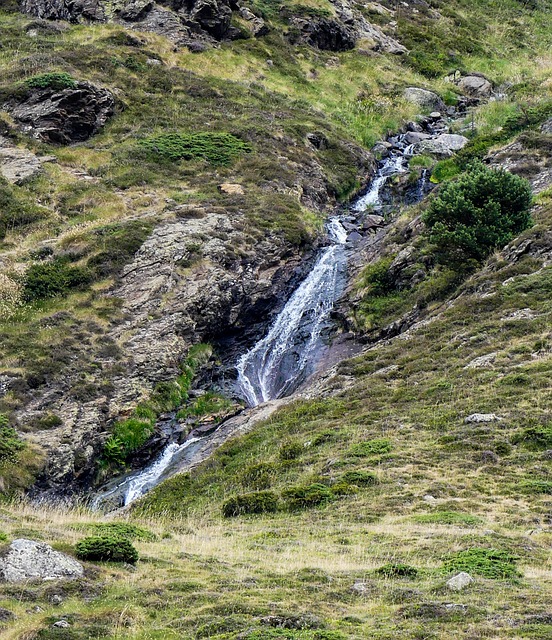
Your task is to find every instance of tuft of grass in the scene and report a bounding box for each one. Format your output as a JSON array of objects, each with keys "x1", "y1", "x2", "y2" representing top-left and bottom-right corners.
[{"x1": 443, "y1": 548, "x2": 520, "y2": 579}]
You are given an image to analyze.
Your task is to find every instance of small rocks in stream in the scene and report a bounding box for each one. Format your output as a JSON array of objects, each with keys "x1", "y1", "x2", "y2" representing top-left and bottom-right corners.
[{"x1": 419, "y1": 134, "x2": 469, "y2": 158}]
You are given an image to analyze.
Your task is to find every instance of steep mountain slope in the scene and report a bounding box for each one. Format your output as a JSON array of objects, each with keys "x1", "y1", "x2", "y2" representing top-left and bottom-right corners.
[{"x1": 0, "y1": 0, "x2": 551, "y2": 637}]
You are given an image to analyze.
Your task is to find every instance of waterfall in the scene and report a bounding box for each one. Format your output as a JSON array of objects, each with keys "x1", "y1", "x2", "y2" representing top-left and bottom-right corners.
[
  {"x1": 236, "y1": 218, "x2": 348, "y2": 406},
  {"x1": 353, "y1": 153, "x2": 408, "y2": 213}
]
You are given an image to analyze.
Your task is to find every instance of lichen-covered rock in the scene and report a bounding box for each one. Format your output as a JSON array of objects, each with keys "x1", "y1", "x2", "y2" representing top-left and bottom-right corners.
[
  {"x1": 456, "y1": 74, "x2": 493, "y2": 99},
  {"x1": 404, "y1": 87, "x2": 446, "y2": 113},
  {"x1": 0, "y1": 539, "x2": 84, "y2": 583},
  {"x1": 4, "y1": 82, "x2": 115, "y2": 145},
  {"x1": 419, "y1": 134, "x2": 469, "y2": 158}
]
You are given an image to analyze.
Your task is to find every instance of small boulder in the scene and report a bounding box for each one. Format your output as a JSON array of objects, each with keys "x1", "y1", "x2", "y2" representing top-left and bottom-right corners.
[
  {"x1": 541, "y1": 118, "x2": 552, "y2": 135},
  {"x1": 403, "y1": 87, "x2": 446, "y2": 113},
  {"x1": 53, "y1": 620, "x2": 71, "y2": 628},
  {"x1": 419, "y1": 134, "x2": 469, "y2": 158},
  {"x1": 0, "y1": 141, "x2": 51, "y2": 185},
  {"x1": 446, "y1": 572, "x2": 474, "y2": 591},
  {"x1": 464, "y1": 413, "x2": 502, "y2": 424},
  {"x1": 0, "y1": 607, "x2": 15, "y2": 622},
  {"x1": 218, "y1": 183, "x2": 244, "y2": 195},
  {"x1": 464, "y1": 352, "x2": 497, "y2": 369},
  {"x1": 457, "y1": 74, "x2": 493, "y2": 99},
  {"x1": 0, "y1": 539, "x2": 84, "y2": 583}
]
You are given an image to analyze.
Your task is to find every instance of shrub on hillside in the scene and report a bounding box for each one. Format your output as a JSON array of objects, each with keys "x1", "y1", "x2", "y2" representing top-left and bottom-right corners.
[
  {"x1": 282, "y1": 483, "x2": 333, "y2": 511},
  {"x1": 25, "y1": 72, "x2": 77, "y2": 91},
  {"x1": 0, "y1": 415, "x2": 24, "y2": 467},
  {"x1": 222, "y1": 491, "x2": 279, "y2": 517},
  {"x1": 443, "y1": 548, "x2": 519, "y2": 579},
  {"x1": 423, "y1": 163, "x2": 532, "y2": 269},
  {"x1": 87, "y1": 522, "x2": 156, "y2": 542},
  {"x1": 340, "y1": 470, "x2": 378, "y2": 486},
  {"x1": 349, "y1": 439, "x2": 392, "y2": 457},
  {"x1": 240, "y1": 462, "x2": 277, "y2": 490},
  {"x1": 279, "y1": 439, "x2": 303, "y2": 460},
  {"x1": 139, "y1": 132, "x2": 251, "y2": 165},
  {"x1": 376, "y1": 563, "x2": 418, "y2": 578},
  {"x1": 75, "y1": 535, "x2": 138, "y2": 564},
  {"x1": 512, "y1": 425, "x2": 552, "y2": 450},
  {"x1": 23, "y1": 259, "x2": 92, "y2": 301}
]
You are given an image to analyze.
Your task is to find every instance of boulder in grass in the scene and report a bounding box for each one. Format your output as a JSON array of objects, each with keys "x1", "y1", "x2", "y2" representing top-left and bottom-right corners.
[{"x1": 0, "y1": 539, "x2": 84, "y2": 583}]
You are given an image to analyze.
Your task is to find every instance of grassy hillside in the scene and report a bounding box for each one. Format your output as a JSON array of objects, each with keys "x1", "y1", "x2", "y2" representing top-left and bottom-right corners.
[{"x1": 0, "y1": 0, "x2": 552, "y2": 637}]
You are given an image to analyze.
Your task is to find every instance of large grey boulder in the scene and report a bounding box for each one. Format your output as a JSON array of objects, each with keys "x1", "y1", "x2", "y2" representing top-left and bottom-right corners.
[
  {"x1": 0, "y1": 539, "x2": 84, "y2": 583},
  {"x1": 19, "y1": 0, "x2": 106, "y2": 22},
  {"x1": 419, "y1": 134, "x2": 469, "y2": 158},
  {"x1": 404, "y1": 88, "x2": 446, "y2": 113},
  {"x1": 456, "y1": 74, "x2": 493, "y2": 99}
]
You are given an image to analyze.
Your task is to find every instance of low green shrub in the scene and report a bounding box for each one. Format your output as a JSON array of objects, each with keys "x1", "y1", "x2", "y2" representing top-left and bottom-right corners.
[
  {"x1": 412, "y1": 511, "x2": 481, "y2": 527},
  {"x1": 23, "y1": 259, "x2": 93, "y2": 301},
  {"x1": 279, "y1": 439, "x2": 303, "y2": 460},
  {"x1": 519, "y1": 480, "x2": 552, "y2": 495},
  {"x1": 32, "y1": 413, "x2": 62, "y2": 430},
  {"x1": 0, "y1": 177, "x2": 48, "y2": 239},
  {"x1": 86, "y1": 522, "x2": 156, "y2": 542},
  {"x1": 443, "y1": 548, "x2": 519, "y2": 579},
  {"x1": 340, "y1": 470, "x2": 378, "y2": 486},
  {"x1": 222, "y1": 491, "x2": 279, "y2": 517},
  {"x1": 25, "y1": 72, "x2": 77, "y2": 91},
  {"x1": 0, "y1": 532, "x2": 7, "y2": 542},
  {"x1": 139, "y1": 132, "x2": 251, "y2": 165},
  {"x1": 376, "y1": 563, "x2": 418, "y2": 578},
  {"x1": 282, "y1": 483, "x2": 333, "y2": 511},
  {"x1": 349, "y1": 439, "x2": 392, "y2": 457},
  {"x1": 512, "y1": 425, "x2": 552, "y2": 450},
  {"x1": 0, "y1": 415, "x2": 25, "y2": 467},
  {"x1": 75, "y1": 535, "x2": 139, "y2": 564}
]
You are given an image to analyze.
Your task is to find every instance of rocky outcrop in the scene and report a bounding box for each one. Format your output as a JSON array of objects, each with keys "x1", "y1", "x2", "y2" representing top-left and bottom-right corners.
[
  {"x1": 18, "y1": 0, "x2": 264, "y2": 47},
  {"x1": 0, "y1": 539, "x2": 84, "y2": 583},
  {"x1": 0, "y1": 136, "x2": 56, "y2": 184},
  {"x1": 19, "y1": 0, "x2": 106, "y2": 22},
  {"x1": 4, "y1": 82, "x2": 115, "y2": 145},
  {"x1": 290, "y1": 0, "x2": 406, "y2": 54}
]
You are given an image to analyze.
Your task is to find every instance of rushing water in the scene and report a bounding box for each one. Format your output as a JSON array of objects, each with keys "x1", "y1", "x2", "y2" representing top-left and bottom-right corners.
[
  {"x1": 92, "y1": 133, "x2": 430, "y2": 509},
  {"x1": 236, "y1": 218, "x2": 348, "y2": 406}
]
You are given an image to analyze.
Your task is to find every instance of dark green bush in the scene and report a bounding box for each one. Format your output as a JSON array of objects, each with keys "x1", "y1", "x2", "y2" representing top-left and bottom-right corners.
[
  {"x1": 423, "y1": 163, "x2": 533, "y2": 269},
  {"x1": 512, "y1": 425, "x2": 552, "y2": 450},
  {"x1": 340, "y1": 470, "x2": 378, "y2": 486},
  {"x1": 443, "y1": 548, "x2": 519, "y2": 579},
  {"x1": 25, "y1": 72, "x2": 77, "y2": 90},
  {"x1": 86, "y1": 522, "x2": 156, "y2": 542},
  {"x1": 139, "y1": 132, "x2": 251, "y2": 165},
  {"x1": 23, "y1": 259, "x2": 93, "y2": 301},
  {"x1": 222, "y1": 491, "x2": 279, "y2": 517},
  {"x1": 0, "y1": 415, "x2": 24, "y2": 467},
  {"x1": 75, "y1": 535, "x2": 139, "y2": 564},
  {"x1": 279, "y1": 439, "x2": 303, "y2": 460},
  {"x1": 349, "y1": 439, "x2": 392, "y2": 457},
  {"x1": 376, "y1": 563, "x2": 419, "y2": 578},
  {"x1": 282, "y1": 483, "x2": 333, "y2": 511}
]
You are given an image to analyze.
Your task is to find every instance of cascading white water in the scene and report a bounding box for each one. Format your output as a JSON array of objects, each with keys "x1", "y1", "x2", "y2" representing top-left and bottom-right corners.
[
  {"x1": 236, "y1": 218, "x2": 348, "y2": 407},
  {"x1": 353, "y1": 153, "x2": 408, "y2": 213},
  {"x1": 123, "y1": 437, "x2": 201, "y2": 505}
]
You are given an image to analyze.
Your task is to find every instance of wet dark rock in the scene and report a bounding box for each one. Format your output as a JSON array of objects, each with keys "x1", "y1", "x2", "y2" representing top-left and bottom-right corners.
[
  {"x1": 294, "y1": 17, "x2": 356, "y2": 51},
  {"x1": 4, "y1": 82, "x2": 115, "y2": 145},
  {"x1": 306, "y1": 132, "x2": 329, "y2": 150}
]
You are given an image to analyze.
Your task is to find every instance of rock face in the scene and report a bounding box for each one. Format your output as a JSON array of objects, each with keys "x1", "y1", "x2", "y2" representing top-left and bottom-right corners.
[
  {"x1": 419, "y1": 134, "x2": 469, "y2": 158},
  {"x1": 293, "y1": 18, "x2": 356, "y2": 51},
  {"x1": 0, "y1": 136, "x2": 55, "y2": 184},
  {"x1": 404, "y1": 88, "x2": 446, "y2": 113},
  {"x1": 456, "y1": 74, "x2": 493, "y2": 99},
  {"x1": 0, "y1": 539, "x2": 84, "y2": 583},
  {"x1": 19, "y1": 0, "x2": 106, "y2": 22},
  {"x1": 4, "y1": 82, "x2": 115, "y2": 145}
]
